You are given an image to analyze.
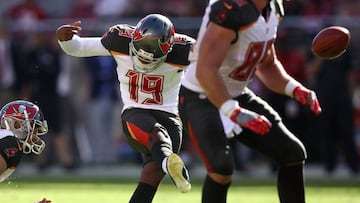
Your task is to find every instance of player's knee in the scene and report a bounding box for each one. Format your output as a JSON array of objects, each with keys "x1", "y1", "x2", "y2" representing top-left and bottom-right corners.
[
  {"x1": 282, "y1": 142, "x2": 307, "y2": 166},
  {"x1": 210, "y1": 152, "x2": 234, "y2": 175},
  {"x1": 148, "y1": 125, "x2": 171, "y2": 147}
]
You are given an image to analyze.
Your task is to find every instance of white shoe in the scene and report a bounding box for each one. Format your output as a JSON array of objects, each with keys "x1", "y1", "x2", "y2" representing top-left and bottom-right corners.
[{"x1": 167, "y1": 153, "x2": 191, "y2": 193}]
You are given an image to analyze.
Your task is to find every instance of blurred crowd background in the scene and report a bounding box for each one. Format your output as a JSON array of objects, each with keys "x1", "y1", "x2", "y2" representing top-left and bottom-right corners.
[{"x1": 0, "y1": 0, "x2": 360, "y2": 176}]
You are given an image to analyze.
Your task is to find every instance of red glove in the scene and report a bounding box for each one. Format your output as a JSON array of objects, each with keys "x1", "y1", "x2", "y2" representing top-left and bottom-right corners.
[
  {"x1": 293, "y1": 86, "x2": 322, "y2": 115},
  {"x1": 230, "y1": 108, "x2": 271, "y2": 135},
  {"x1": 220, "y1": 100, "x2": 271, "y2": 135}
]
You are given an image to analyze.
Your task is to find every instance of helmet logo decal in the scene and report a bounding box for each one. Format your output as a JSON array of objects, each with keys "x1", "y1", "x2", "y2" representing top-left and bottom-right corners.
[
  {"x1": 132, "y1": 27, "x2": 144, "y2": 41},
  {"x1": 160, "y1": 26, "x2": 174, "y2": 54},
  {"x1": 160, "y1": 38, "x2": 172, "y2": 54},
  {"x1": 8, "y1": 104, "x2": 36, "y2": 120}
]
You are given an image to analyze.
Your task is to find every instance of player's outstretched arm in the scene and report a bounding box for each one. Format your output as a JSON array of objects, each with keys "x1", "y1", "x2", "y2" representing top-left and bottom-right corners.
[
  {"x1": 56, "y1": 21, "x2": 109, "y2": 57},
  {"x1": 256, "y1": 45, "x2": 322, "y2": 115}
]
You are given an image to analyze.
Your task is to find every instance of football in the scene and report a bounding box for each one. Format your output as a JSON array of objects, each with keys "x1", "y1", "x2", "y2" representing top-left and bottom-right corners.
[{"x1": 311, "y1": 26, "x2": 351, "y2": 59}]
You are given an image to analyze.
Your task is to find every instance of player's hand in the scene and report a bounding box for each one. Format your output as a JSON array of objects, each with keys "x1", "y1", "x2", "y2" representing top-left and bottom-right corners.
[
  {"x1": 35, "y1": 198, "x2": 52, "y2": 203},
  {"x1": 56, "y1": 21, "x2": 82, "y2": 42},
  {"x1": 220, "y1": 100, "x2": 271, "y2": 135},
  {"x1": 293, "y1": 86, "x2": 322, "y2": 115},
  {"x1": 230, "y1": 108, "x2": 271, "y2": 135}
]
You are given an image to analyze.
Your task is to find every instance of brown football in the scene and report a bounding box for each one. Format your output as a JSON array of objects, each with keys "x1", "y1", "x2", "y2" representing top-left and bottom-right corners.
[{"x1": 311, "y1": 26, "x2": 351, "y2": 59}]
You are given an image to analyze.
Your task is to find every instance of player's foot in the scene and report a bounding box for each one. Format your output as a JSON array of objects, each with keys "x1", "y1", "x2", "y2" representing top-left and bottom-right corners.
[{"x1": 167, "y1": 153, "x2": 191, "y2": 193}]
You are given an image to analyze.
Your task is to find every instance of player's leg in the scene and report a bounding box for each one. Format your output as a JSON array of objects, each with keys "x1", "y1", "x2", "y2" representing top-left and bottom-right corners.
[
  {"x1": 122, "y1": 108, "x2": 190, "y2": 194},
  {"x1": 179, "y1": 86, "x2": 233, "y2": 203},
  {"x1": 129, "y1": 159, "x2": 164, "y2": 203},
  {"x1": 235, "y1": 89, "x2": 307, "y2": 203},
  {"x1": 122, "y1": 109, "x2": 166, "y2": 202},
  {"x1": 147, "y1": 117, "x2": 191, "y2": 193}
]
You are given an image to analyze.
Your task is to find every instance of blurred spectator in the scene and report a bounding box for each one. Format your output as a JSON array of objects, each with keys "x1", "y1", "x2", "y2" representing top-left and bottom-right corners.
[
  {"x1": 84, "y1": 55, "x2": 120, "y2": 165},
  {"x1": 283, "y1": 0, "x2": 305, "y2": 16},
  {"x1": 93, "y1": 0, "x2": 130, "y2": 18},
  {"x1": 307, "y1": 46, "x2": 359, "y2": 175},
  {"x1": 5, "y1": 0, "x2": 47, "y2": 32},
  {"x1": 0, "y1": 19, "x2": 33, "y2": 103},
  {"x1": 334, "y1": 0, "x2": 360, "y2": 75},
  {"x1": 125, "y1": 0, "x2": 207, "y2": 17},
  {"x1": 57, "y1": 52, "x2": 92, "y2": 165},
  {"x1": 0, "y1": 22, "x2": 16, "y2": 107},
  {"x1": 160, "y1": 0, "x2": 206, "y2": 16},
  {"x1": 125, "y1": 0, "x2": 158, "y2": 17},
  {"x1": 301, "y1": 0, "x2": 338, "y2": 16},
  {"x1": 66, "y1": 0, "x2": 95, "y2": 19},
  {"x1": 25, "y1": 32, "x2": 76, "y2": 171}
]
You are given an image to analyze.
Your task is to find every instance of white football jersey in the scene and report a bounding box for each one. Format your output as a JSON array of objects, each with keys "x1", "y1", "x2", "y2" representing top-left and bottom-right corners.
[
  {"x1": 0, "y1": 129, "x2": 15, "y2": 139},
  {"x1": 182, "y1": 0, "x2": 283, "y2": 97},
  {"x1": 114, "y1": 54, "x2": 186, "y2": 114},
  {"x1": 59, "y1": 24, "x2": 195, "y2": 115}
]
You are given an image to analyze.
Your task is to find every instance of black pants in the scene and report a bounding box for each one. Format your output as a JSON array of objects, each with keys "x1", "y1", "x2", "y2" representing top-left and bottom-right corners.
[
  {"x1": 179, "y1": 86, "x2": 306, "y2": 175},
  {"x1": 121, "y1": 108, "x2": 182, "y2": 163}
]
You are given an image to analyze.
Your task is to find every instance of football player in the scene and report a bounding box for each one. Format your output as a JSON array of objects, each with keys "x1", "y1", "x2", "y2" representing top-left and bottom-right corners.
[
  {"x1": 56, "y1": 14, "x2": 194, "y2": 202},
  {"x1": 0, "y1": 100, "x2": 48, "y2": 182},
  {"x1": 179, "y1": 0, "x2": 322, "y2": 203}
]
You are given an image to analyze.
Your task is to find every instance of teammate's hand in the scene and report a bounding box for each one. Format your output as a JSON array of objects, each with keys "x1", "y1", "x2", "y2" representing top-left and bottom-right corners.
[
  {"x1": 293, "y1": 86, "x2": 322, "y2": 115},
  {"x1": 220, "y1": 100, "x2": 271, "y2": 135},
  {"x1": 230, "y1": 108, "x2": 271, "y2": 135},
  {"x1": 56, "y1": 21, "x2": 82, "y2": 42}
]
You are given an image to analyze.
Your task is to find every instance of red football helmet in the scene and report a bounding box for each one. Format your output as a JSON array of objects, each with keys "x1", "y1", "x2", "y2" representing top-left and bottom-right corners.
[
  {"x1": 0, "y1": 100, "x2": 48, "y2": 154},
  {"x1": 129, "y1": 14, "x2": 175, "y2": 73}
]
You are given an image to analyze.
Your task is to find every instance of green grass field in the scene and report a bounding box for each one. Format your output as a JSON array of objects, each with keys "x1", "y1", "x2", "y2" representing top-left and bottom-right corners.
[{"x1": 1, "y1": 176, "x2": 360, "y2": 203}]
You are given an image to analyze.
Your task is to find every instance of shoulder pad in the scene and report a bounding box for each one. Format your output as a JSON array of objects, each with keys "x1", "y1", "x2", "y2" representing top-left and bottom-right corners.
[
  {"x1": 166, "y1": 34, "x2": 195, "y2": 66},
  {"x1": 209, "y1": 0, "x2": 259, "y2": 31},
  {"x1": 101, "y1": 24, "x2": 133, "y2": 54}
]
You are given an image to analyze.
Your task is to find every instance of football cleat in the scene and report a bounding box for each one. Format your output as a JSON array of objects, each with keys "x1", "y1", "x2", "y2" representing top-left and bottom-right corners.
[{"x1": 167, "y1": 153, "x2": 191, "y2": 193}]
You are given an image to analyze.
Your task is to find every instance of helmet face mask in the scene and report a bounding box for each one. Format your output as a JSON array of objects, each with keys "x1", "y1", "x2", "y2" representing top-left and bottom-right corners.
[
  {"x1": 0, "y1": 100, "x2": 48, "y2": 154},
  {"x1": 130, "y1": 14, "x2": 175, "y2": 73}
]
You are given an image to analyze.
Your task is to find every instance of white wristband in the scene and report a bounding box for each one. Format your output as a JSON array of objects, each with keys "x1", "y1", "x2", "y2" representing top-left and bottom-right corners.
[
  {"x1": 285, "y1": 80, "x2": 302, "y2": 97},
  {"x1": 220, "y1": 100, "x2": 239, "y2": 117}
]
